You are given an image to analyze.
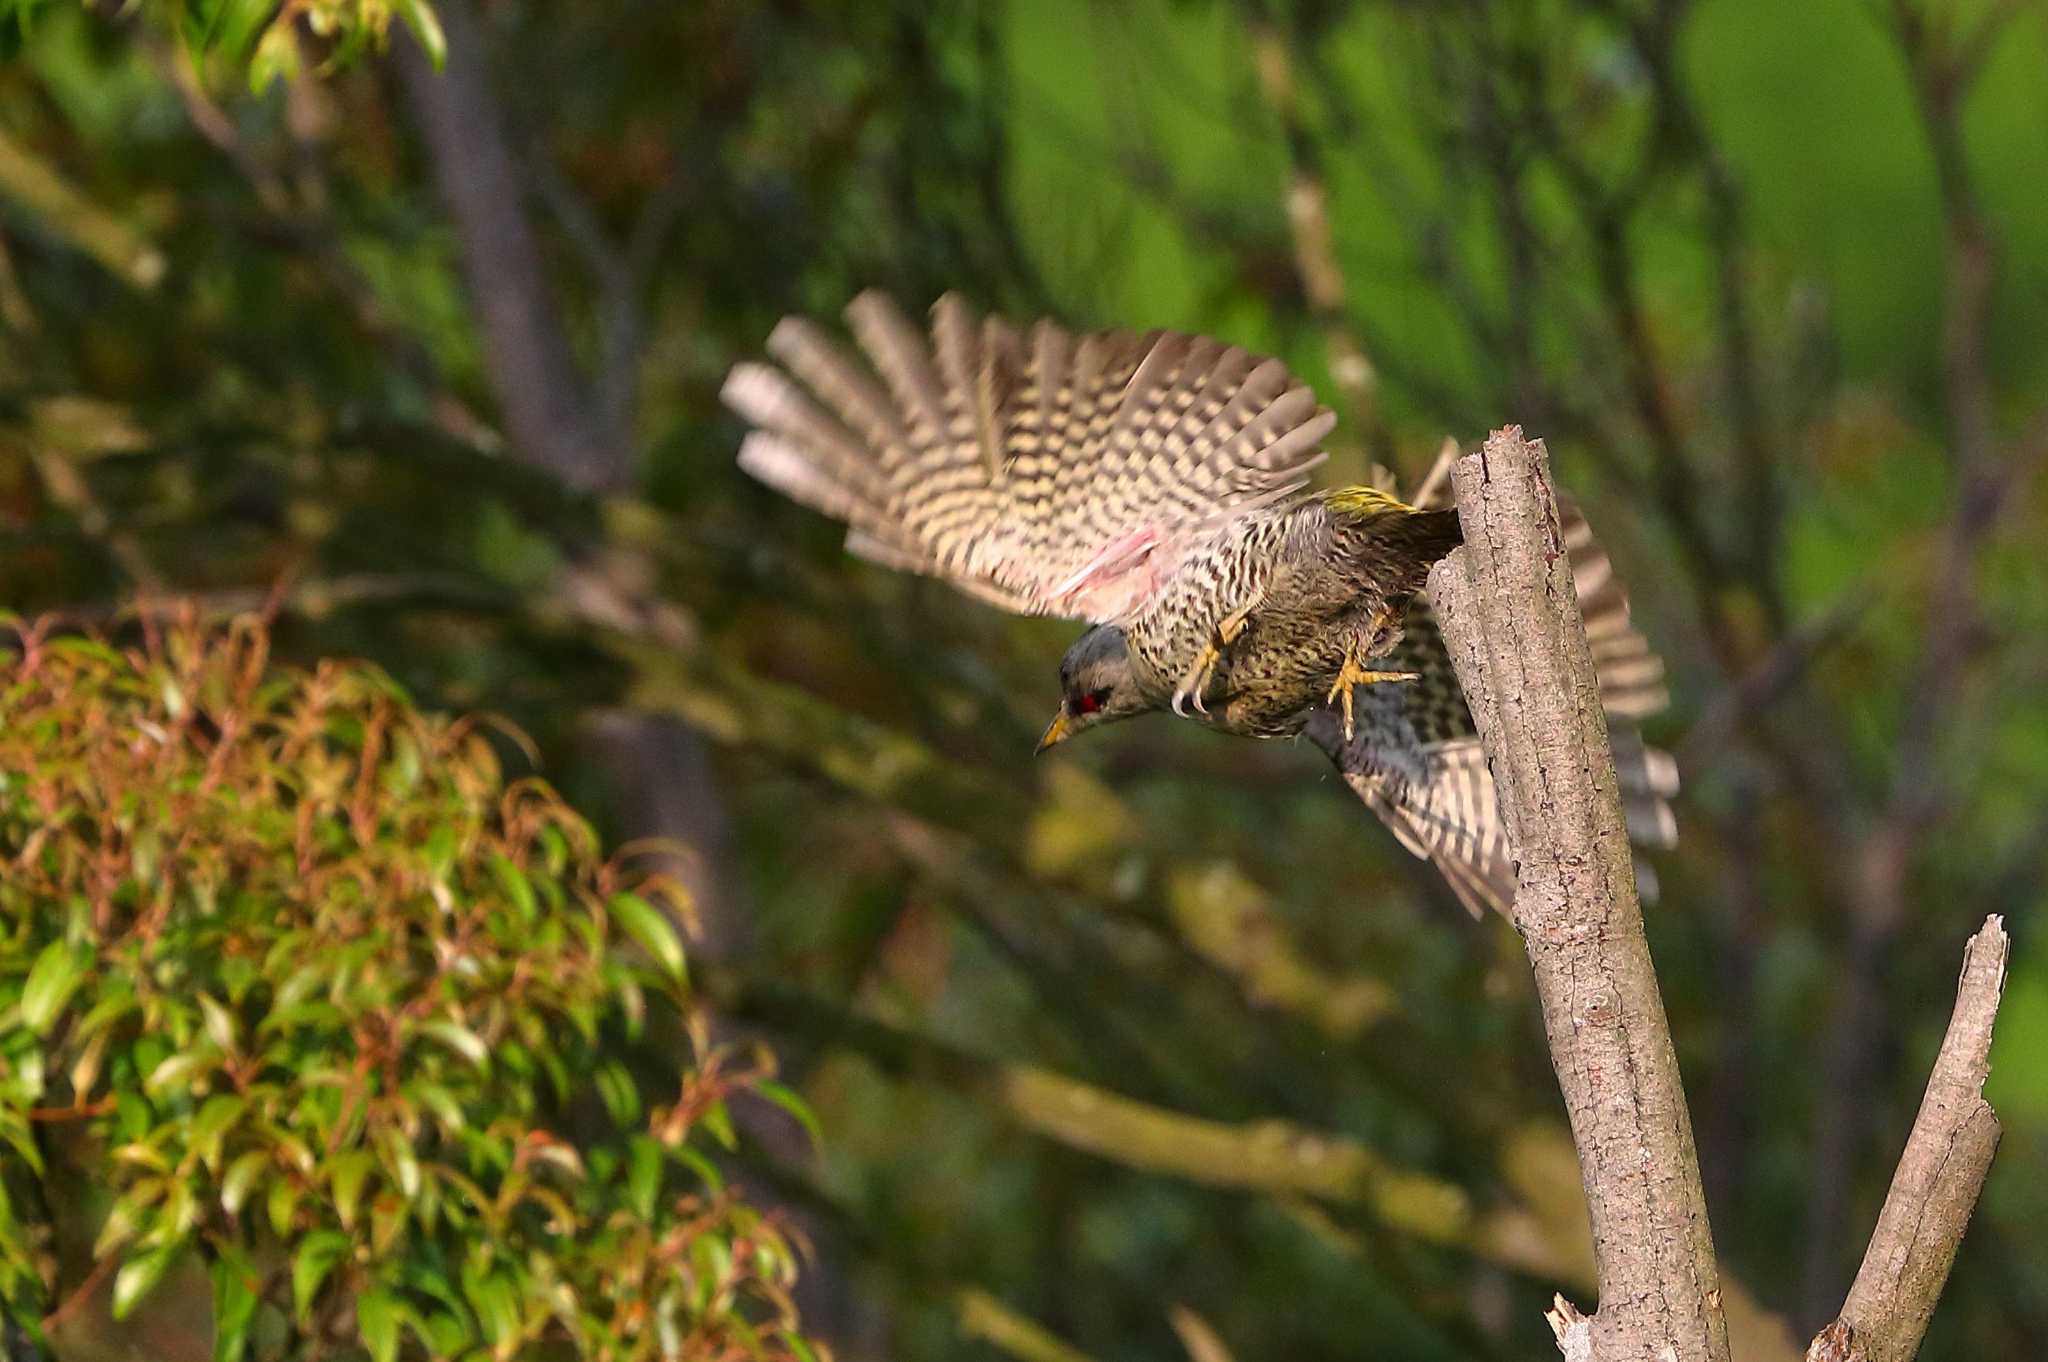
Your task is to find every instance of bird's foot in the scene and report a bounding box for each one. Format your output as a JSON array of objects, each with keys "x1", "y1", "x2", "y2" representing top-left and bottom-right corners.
[
  {"x1": 1327, "y1": 650, "x2": 1419, "y2": 743},
  {"x1": 1171, "y1": 642, "x2": 1220, "y2": 717},
  {"x1": 1171, "y1": 588, "x2": 1268, "y2": 718}
]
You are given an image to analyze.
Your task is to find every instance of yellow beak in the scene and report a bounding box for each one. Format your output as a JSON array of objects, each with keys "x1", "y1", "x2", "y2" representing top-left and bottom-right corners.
[{"x1": 1034, "y1": 707, "x2": 1075, "y2": 755}]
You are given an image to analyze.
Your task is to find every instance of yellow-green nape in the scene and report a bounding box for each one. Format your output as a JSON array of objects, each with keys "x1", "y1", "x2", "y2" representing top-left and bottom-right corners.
[{"x1": 1323, "y1": 485, "x2": 1419, "y2": 516}]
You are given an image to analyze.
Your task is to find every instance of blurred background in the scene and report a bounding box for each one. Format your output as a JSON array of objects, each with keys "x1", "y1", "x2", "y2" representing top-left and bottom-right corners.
[{"x1": 3, "y1": 0, "x2": 2046, "y2": 1357}]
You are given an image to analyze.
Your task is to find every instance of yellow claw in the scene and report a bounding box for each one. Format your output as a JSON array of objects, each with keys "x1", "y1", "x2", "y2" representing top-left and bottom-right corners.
[{"x1": 1327, "y1": 650, "x2": 1419, "y2": 743}]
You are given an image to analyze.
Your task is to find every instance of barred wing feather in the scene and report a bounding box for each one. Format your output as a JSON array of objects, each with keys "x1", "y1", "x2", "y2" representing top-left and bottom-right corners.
[{"x1": 723, "y1": 292, "x2": 1334, "y2": 622}]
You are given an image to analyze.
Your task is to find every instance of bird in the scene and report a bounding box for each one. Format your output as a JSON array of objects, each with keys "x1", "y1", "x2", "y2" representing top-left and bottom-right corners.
[
  {"x1": 723, "y1": 292, "x2": 1457, "y2": 738},
  {"x1": 722, "y1": 292, "x2": 1676, "y2": 916}
]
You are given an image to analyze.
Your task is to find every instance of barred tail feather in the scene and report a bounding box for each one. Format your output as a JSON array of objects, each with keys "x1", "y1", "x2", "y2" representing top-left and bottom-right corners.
[
  {"x1": 1563, "y1": 509, "x2": 1670, "y2": 721},
  {"x1": 1342, "y1": 731, "x2": 1676, "y2": 918},
  {"x1": 1611, "y1": 729, "x2": 1680, "y2": 849},
  {"x1": 1342, "y1": 737, "x2": 1517, "y2": 918}
]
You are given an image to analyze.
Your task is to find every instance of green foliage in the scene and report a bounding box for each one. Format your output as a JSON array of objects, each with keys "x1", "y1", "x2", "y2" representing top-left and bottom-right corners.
[
  {"x1": 0, "y1": 611, "x2": 817, "y2": 1360},
  {"x1": 0, "y1": 1, "x2": 442, "y2": 89}
]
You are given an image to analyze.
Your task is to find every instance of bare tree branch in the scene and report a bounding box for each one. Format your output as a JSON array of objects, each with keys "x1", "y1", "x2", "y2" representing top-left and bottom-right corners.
[
  {"x1": 956, "y1": 1289, "x2": 1098, "y2": 1362},
  {"x1": 390, "y1": 0, "x2": 626, "y2": 492},
  {"x1": 1677, "y1": 593, "x2": 1869, "y2": 775},
  {"x1": 530, "y1": 152, "x2": 692, "y2": 449},
  {"x1": 0, "y1": 128, "x2": 164, "y2": 289},
  {"x1": 1243, "y1": 4, "x2": 1382, "y2": 469},
  {"x1": 1804, "y1": 916, "x2": 2009, "y2": 1362},
  {"x1": 1428, "y1": 427, "x2": 1728, "y2": 1361}
]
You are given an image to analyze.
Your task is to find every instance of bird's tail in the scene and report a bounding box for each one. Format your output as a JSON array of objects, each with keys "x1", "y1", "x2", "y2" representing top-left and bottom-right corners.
[{"x1": 1341, "y1": 728, "x2": 1677, "y2": 919}]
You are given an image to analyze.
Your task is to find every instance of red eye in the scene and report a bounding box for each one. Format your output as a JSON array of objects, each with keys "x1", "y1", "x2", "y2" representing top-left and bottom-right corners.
[{"x1": 1075, "y1": 690, "x2": 1105, "y2": 715}]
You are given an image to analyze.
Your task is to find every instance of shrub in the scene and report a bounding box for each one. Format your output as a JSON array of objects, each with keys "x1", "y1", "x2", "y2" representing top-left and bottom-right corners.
[{"x1": 0, "y1": 609, "x2": 819, "y2": 1361}]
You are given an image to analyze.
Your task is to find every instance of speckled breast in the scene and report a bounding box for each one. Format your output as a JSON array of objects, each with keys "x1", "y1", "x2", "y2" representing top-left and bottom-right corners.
[{"x1": 1123, "y1": 502, "x2": 1407, "y2": 739}]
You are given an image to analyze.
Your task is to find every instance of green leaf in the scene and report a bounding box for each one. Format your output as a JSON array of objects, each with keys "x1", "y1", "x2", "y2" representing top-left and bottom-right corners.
[
  {"x1": 267, "y1": 960, "x2": 326, "y2": 1015},
  {"x1": 460, "y1": 1264, "x2": 519, "y2": 1343},
  {"x1": 413, "y1": 1308, "x2": 469, "y2": 1355},
  {"x1": 115, "y1": 1090, "x2": 153, "y2": 1141},
  {"x1": 197, "y1": 993, "x2": 240, "y2": 1054},
  {"x1": 266, "y1": 1175, "x2": 299, "y2": 1237},
  {"x1": 376, "y1": 1125, "x2": 422, "y2": 1199},
  {"x1": 248, "y1": 16, "x2": 300, "y2": 93},
  {"x1": 4, "y1": 1041, "x2": 45, "y2": 1108},
  {"x1": 416, "y1": 1019, "x2": 491, "y2": 1073},
  {"x1": 609, "y1": 892, "x2": 687, "y2": 984},
  {"x1": 145, "y1": 1046, "x2": 221, "y2": 1098},
  {"x1": 490, "y1": 852, "x2": 536, "y2": 922},
  {"x1": 754, "y1": 1080, "x2": 823, "y2": 1152},
  {"x1": 405, "y1": 1080, "x2": 465, "y2": 1135},
  {"x1": 422, "y1": 823, "x2": 458, "y2": 880},
  {"x1": 111, "y1": 1140, "x2": 171, "y2": 1173},
  {"x1": 74, "y1": 982, "x2": 138, "y2": 1039},
  {"x1": 220, "y1": 1149, "x2": 270, "y2": 1216},
  {"x1": 700, "y1": 1099, "x2": 736, "y2": 1150},
  {"x1": 20, "y1": 938, "x2": 90, "y2": 1035},
  {"x1": 627, "y1": 1135, "x2": 662, "y2": 1219},
  {"x1": 672, "y1": 1145, "x2": 724, "y2": 1196},
  {"x1": 112, "y1": 1241, "x2": 180, "y2": 1320},
  {"x1": 189, "y1": 1093, "x2": 247, "y2": 1169},
  {"x1": 595, "y1": 1059, "x2": 641, "y2": 1126},
  {"x1": 292, "y1": 1230, "x2": 350, "y2": 1323},
  {"x1": 93, "y1": 1185, "x2": 155, "y2": 1258},
  {"x1": 211, "y1": 0, "x2": 277, "y2": 63},
  {"x1": 398, "y1": 1261, "x2": 475, "y2": 1342},
  {"x1": 329, "y1": 1149, "x2": 378, "y2": 1229},
  {"x1": 393, "y1": 0, "x2": 446, "y2": 70},
  {"x1": 357, "y1": 1286, "x2": 401, "y2": 1362},
  {"x1": 211, "y1": 1244, "x2": 260, "y2": 1362},
  {"x1": 2, "y1": 1115, "x2": 44, "y2": 1176}
]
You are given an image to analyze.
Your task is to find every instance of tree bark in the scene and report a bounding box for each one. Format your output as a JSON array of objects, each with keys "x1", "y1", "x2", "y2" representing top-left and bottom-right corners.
[
  {"x1": 1805, "y1": 916, "x2": 2008, "y2": 1362},
  {"x1": 1427, "y1": 427, "x2": 1729, "y2": 1361}
]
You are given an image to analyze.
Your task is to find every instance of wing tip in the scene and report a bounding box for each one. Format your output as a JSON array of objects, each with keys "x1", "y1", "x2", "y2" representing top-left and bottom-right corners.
[{"x1": 720, "y1": 361, "x2": 790, "y2": 424}]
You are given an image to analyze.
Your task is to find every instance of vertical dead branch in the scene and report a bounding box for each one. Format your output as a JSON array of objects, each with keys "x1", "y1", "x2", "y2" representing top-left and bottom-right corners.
[
  {"x1": 1804, "y1": 917, "x2": 2009, "y2": 1362},
  {"x1": 1243, "y1": 7, "x2": 1381, "y2": 464},
  {"x1": 391, "y1": 0, "x2": 625, "y2": 492},
  {"x1": 1428, "y1": 427, "x2": 1728, "y2": 1362}
]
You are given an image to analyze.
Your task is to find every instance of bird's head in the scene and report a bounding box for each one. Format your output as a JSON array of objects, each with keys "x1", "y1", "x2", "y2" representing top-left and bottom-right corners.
[{"x1": 1036, "y1": 625, "x2": 1149, "y2": 753}]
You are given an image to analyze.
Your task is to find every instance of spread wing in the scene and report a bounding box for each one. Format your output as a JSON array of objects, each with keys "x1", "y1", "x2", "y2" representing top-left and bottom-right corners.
[
  {"x1": 722, "y1": 292, "x2": 1334, "y2": 622},
  {"x1": 1308, "y1": 446, "x2": 1677, "y2": 917}
]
